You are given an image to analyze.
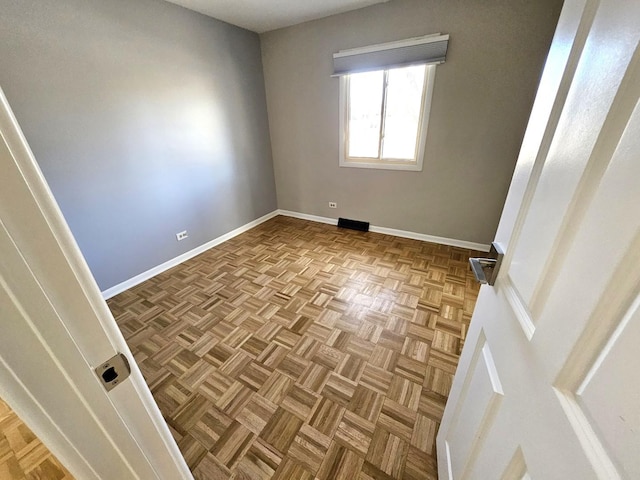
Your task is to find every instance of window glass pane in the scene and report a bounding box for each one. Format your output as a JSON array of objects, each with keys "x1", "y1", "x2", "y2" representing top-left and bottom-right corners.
[
  {"x1": 347, "y1": 70, "x2": 384, "y2": 158},
  {"x1": 381, "y1": 65, "x2": 426, "y2": 160}
]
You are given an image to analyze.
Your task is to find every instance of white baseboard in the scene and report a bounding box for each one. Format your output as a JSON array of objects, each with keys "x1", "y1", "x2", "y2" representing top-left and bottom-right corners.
[
  {"x1": 277, "y1": 209, "x2": 336, "y2": 226},
  {"x1": 101, "y1": 210, "x2": 279, "y2": 299},
  {"x1": 368, "y1": 225, "x2": 490, "y2": 251},
  {"x1": 277, "y1": 209, "x2": 490, "y2": 252},
  {"x1": 103, "y1": 208, "x2": 489, "y2": 299}
]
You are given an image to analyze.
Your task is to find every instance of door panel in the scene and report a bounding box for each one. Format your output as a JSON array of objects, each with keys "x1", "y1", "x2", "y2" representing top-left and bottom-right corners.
[
  {"x1": 493, "y1": 0, "x2": 594, "y2": 251},
  {"x1": 541, "y1": 100, "x2": 640, "y2": 479},
  {"x1": 577, "y1": 298, "x2": 640, "y2": 478},
  {"x1": 500, "y1": 448, "x2": 529, "y2": 480},
  {"x1": 444, "y1": 331, "x2": 503, "y2": 479},
  {"x1": 437, "y1": 0, "x2": 640, "y2": 478},
  {"x1": 510, "y1": 6, "x2": 640, "y2": 316}
]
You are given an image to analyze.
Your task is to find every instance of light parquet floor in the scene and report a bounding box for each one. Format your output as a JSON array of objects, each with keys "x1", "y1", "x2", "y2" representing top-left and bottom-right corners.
[
  {"x1": 108, "y1": 216, "x2": 482, "y2": 480},
  {"x1": 0, "y1": 398, "x2": 73, "y2": 480}
]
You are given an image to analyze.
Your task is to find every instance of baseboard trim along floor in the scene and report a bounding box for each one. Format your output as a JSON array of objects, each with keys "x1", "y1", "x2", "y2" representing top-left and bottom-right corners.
[
  {"x1": 278, "y1": 210, "x2": 490, "y2": 252},
  {"x1": 101, "y1": 209, "x2": 489, "y2": 299},
  {"x1": 101, "y1": 210, "x2": 280, "y2": 299}
]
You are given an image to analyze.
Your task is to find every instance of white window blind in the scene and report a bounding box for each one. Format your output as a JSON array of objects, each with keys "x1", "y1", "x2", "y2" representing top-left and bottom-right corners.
[{"x1": 332, "y1": 33, "x2": 449, "y2": 77}]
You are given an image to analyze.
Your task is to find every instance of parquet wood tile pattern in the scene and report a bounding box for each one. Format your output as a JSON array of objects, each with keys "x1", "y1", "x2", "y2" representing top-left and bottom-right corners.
[
  {"x1": 108, "y1": 216, "x2": 482, "y2": 479},
  {"x1": 0, "y1": 398, "x2": 73, "y2": 480}
]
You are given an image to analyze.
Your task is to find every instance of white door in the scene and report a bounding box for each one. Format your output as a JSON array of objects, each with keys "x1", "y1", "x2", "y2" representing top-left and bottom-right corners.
[
  {"x1": 0, "y1": 89, "x2": 192, "y2": 479},
  {"x1": 437, "y1": 0, "x2": 640, "y2": 478}
]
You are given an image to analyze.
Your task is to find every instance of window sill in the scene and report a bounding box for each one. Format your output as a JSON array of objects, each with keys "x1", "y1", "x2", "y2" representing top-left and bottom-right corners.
[{"x1": 339, "y1": 159, "x2": 423, "y2": 171}]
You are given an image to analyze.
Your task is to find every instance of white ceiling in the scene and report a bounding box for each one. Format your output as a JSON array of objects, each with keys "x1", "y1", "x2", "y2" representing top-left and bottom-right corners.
[{"x1": 163, "y1": 0, "x2": 389, "y2": 33}]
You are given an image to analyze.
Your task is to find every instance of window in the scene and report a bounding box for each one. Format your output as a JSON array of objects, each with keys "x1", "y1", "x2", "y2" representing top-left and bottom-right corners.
[
  {"x1": 333, "y1": 33, "x2": 448, "y2": 171},
  {"x1": 339, "y1": 64, "x2": 435, "y2": 171}
]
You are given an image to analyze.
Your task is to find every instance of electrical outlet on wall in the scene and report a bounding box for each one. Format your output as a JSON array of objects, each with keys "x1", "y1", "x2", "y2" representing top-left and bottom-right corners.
[
  {"x1": 176, "y1": 230, "x2": 188, "y2": 241},
  {"x1": 329, "y1": 202, "x2": 337, "y2": 208}
]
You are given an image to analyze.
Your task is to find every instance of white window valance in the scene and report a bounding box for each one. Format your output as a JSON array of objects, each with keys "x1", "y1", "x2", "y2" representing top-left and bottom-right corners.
[{"x1": 332, "y1": 33, "x2": 449, "y2": 77}]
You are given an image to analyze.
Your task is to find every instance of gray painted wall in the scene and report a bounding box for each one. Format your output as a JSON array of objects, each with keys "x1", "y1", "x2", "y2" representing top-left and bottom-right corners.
[
  {"x1": 0, "y1": 0, "x2": 277, "y2": 290},
  {"x1": 261, "y1": 0, "x2": 563, "y2": 244}
]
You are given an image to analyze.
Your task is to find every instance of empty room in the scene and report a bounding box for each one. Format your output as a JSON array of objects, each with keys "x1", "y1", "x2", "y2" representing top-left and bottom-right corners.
[{"x1": 1, "y1": 0, "x2": 639, "y2": 479}]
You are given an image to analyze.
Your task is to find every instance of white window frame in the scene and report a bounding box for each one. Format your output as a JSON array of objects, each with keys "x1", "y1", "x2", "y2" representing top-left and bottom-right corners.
[{"x1": 339, "y1": 64, "x2": 436, "y2": 171}]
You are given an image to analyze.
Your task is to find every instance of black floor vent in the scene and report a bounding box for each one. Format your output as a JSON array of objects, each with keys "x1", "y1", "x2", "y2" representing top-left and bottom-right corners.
[{"x1": 337, "y1": 217, "x2": 370, "y2": 232}]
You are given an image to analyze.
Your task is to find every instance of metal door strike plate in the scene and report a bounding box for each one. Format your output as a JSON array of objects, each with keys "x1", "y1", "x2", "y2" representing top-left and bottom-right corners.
[
  {"x1": 469, "y1": 242, "x2": 504, "y2": 286},
  {"x1": 95, "y1": 353, "x2": 131, "y2": 392}
]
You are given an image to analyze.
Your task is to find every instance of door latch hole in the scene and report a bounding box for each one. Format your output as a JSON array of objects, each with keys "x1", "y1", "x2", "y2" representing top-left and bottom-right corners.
[
  {"x1": 101, "y1": 367, "x2": 118, "y2": 383},
  {"x1": 95, "y1": 353, "x2": 131, "y2": 392}
]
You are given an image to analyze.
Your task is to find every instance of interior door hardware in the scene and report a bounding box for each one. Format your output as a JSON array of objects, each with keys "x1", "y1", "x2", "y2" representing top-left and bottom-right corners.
[
  {"x1": 95, "y1": 353, "x2": 131, "y2": 392},
  {"x1": 469, "y1": 242, "x2": 504, "y2": 286}
]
